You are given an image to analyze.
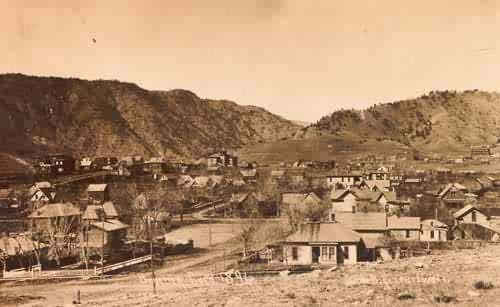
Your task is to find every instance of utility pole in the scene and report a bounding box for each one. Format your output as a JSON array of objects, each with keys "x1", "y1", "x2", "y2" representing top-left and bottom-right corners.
[
  {"x1": 208, "y1": 217, "x2": 212, "y2": 247},
  {"x1": 149, "y1": 212, "x2": 156, "y2": 295},
  {"x1": 101, "y1": 202, "x2": 105, "y2": 278}
]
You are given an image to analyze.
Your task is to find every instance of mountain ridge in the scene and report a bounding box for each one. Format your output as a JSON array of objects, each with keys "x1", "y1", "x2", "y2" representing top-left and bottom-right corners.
[{"x1": 0, "y1": 73, "x2": 300, "y2": 161}]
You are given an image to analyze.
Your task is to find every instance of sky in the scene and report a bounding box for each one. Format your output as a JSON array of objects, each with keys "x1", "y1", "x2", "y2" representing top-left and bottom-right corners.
[{"x1": 1, "y1": 0, "x2": 500, "y2": 122}]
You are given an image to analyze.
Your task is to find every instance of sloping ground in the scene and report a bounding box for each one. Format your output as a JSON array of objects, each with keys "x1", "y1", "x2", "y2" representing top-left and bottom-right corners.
[
  {"x1": 0, "y1": 153, "x2": 33, "y2": 177},
  {"x1": 0, "y1": 74, "x2": 299, "y2": 160},
  {"x1": 297, "y1": 90, "x2": 500, "y2": 155},
  {"x1": 2, "y1": 245, "x2": 500, "y2": 306},
  {"x1": 239, "y1": 133, "x2": 408, "y2": 165}
]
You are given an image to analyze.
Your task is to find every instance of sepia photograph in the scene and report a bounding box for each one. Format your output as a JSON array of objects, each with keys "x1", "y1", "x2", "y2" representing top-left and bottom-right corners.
[{"x1": 2, "y1": 1, "x2": 500, "y2": 306}]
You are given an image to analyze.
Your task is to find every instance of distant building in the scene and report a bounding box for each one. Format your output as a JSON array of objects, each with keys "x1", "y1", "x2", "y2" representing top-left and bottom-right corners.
[
  {"x1": 387, "y1": 216, "x2": 421, "y2": 241},
  {"x1": 86, "y1": 184, "x2": 110, "y2": 203},
  {"x1": 28, "y1": 202, "x2": 81, "y2": 236},
  {"x1": 92, "y1": 156, "x2": 118, "y2": 171},
  {"x1": 38, "y1": 154, "x2": 75, "y2": 176},
  {"x1": 421, "y1": 219, "x2": 448, "y2": 242},
  {"x1": 206, "y1": 150, "x2": 237, "y2": 168},
  {"x1": 28, "y1": 182, "x2": 56, "y2": 207},
  {"x1": 325, "y1": 173, "x2": 363, "y2": 188}
]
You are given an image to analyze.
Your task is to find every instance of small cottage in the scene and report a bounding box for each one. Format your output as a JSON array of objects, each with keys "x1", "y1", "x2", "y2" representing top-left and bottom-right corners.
[
  {"x1": 420, "y1": 219, "x2": 448, "y2": 242},
  {"x1": 86, "y1": 184, "x2": 110, "y2": 203},
  {"x1": 282, "y1": 222, "x2": 361, "y2": 265},
  {"x1": 388, "y1": 216, "x2": 421, "y2": 241}
]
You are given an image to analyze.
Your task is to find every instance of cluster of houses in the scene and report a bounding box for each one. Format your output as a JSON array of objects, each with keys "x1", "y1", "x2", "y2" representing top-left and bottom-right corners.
[{"x1": 5, "y1": 147, "x2": 500, "y2": 272}]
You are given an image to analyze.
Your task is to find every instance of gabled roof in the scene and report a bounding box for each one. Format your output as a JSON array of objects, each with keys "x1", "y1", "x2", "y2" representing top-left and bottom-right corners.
[
  {"x1": 363, "y1": 180, "x2": 390, "y2": 191},
  {"x1": 330, "y1": 188, "x2": 383, "y2": 202},
  {"x1": 83, "y1": 202, "x2": 119, "y2": 220},
  {"x1": 28, "y1": 202, "x2": 80, "y2": 218},
  {"x1": 350, "y1": 188, "x2": 383, "y2": 202},
  {"x1": 330, "y1": 189, "x2": 352, "y2": 200},
  {"x1": 335, "y1": 212, "x2": 388, "y2": 231},
  {"x1": 87, "y1": 184, "x2": 108, "y2": 192},
  {"x1": 388, "y1": 216, "x2": 421, "y2": 230},
  {"x1": 285, "y1": 222, "x2": 361, "y2": 243},
  {"x1": 82, "y1": 205, "x2": 101, "y2": 220},
  {"x1": 438, "y1": 183, "x2": 467, "y2": 199},
  {"x1": 282, "y1": 192, "x2": 321, "y2": 206},
  {"x1": 383, "y1": 191, "x2": 397, "y2": 203},
  {"x1": 453, "y1": 205, "x2": 486, "y2": 219},
  {"x1": 90, "y1": 219, "x2": 129, "y2": 232}
]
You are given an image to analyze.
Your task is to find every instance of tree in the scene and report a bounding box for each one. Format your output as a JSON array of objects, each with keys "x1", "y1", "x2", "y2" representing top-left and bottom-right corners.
[{"x1": 282, "y1": 199, "x2": 330, "y2": 232}]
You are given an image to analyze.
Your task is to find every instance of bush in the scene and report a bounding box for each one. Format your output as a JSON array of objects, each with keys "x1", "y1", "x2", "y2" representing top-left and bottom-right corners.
[{"x1": 474, "y1": 280, "x2": 494, "y2": 290}]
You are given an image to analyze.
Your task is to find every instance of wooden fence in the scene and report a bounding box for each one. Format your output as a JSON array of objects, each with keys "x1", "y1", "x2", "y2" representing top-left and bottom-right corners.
[{"x1": 2, "y1": 255, "x2": 153, "y2": 280}]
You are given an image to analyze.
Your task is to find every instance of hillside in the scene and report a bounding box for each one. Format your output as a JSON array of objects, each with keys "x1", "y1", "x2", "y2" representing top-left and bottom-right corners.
[
  {"x1": 241, "y1": 90, "x2": 500, "y2": 164},
  {"x1": 0, "y1": 74, "x2": 299, "y2": 163},
  {"x1": 299, "y1": 90, "x2": 500, "y2": 154}
]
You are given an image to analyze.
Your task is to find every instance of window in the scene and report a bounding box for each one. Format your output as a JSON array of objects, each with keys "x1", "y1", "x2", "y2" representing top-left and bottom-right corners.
[
  {"x1": 329, "y1": 247, "x2": 336, "y2": 260},
  {"x1": 343, "y1": 246, "x2": 349, "y2": 259},
  {"x1": 292, "y1": 247, "x2": 298, "y2": 260},
  {"x1": 330, "y1": 213, "x2": 336, "y2": 221},
  {"x1": 472, "y1": 211, "x2": 477, "y2": 222},
  {"x1": 321, "y1": 247, "x2": 328, "y2": 260},
  {"x1": 430, "y1": 230, "x2": 435, "y2": 239},
  {"x1": 406, "y1": 230, "x2": 410, "y2": 238},
  {"x1": 352, "y1": 206, "x2": 356, "y2": 213}
]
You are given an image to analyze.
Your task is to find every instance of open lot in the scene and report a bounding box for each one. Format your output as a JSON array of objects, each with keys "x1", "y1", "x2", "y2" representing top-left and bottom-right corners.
[{"x1": 2, "y1": 244, "x2": 500, "y2": 306}]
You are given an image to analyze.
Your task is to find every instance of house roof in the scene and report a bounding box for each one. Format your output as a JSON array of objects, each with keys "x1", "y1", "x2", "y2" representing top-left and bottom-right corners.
[
  {"x1": 363, "y1": 180, "x2": 390, "y2": 191},
  {"x1": 91, "y1": 219, "x2": 129, "y2": 232},
  {"x1": 240, "y1": 169, "x2": 257, "y2": 177},
  {"x1": 83, "y1": 202, "x2": 119, "y2": 220},
  {"x1": 482, "y1": 208, "x2": 500, "y2": 218},
  {"x1": 87, "y1": 184, "x2": 108, "y2": 192},
  {"x1": 330, "y1": 189, "x2": 352, "y2": 200},
  {"x1": 282, "y1": 192, "x2": 321, "y2": 206},
  {"x1": 271, "y1": 170, "x2": 285, "y2": 177},
  {"x1": 383, "y1": 191, "x2": 397, "y2": 203},
  {"x1": 330, "y1": 188, "x2": 382, "y2": 202},
  {"x1": 388, "y1": 216, "x2": 421, "y2": 230},
  {"x1": 34, "y1": 181, "x2": 52, "y2": 189},
  {"x1": 453, "y1": 205, "x2": 486, "y2": 219},
  {"x1": 80, "y1": 158, "x2": 93, "y2": 167},
  {"x1": 438, "y1": 183, "x2": 467, "y2": 199},
  {"x1": 285, "y1": 222, "x2": 361, "y2": 243},
  {"x1": 335, "y1": 212, "x2": 388, "y2": 231},
  {"x1": 28, "y1": 202, "x2": 80, "y2": 218},
  {"x1": 404, "y1": 178, "x2": 422, "y2": 184},
  {"x1": 351, "y1": 189, "x2": 382, "y2": 201},
  {"x1": 421, "y1": 219, "x2": 448, "y2": 230}
]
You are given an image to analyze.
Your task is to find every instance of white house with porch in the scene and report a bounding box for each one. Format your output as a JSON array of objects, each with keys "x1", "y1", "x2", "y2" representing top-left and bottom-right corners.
[{"x1": 281, "y1": 222, "x2": 361, "y2": 265}]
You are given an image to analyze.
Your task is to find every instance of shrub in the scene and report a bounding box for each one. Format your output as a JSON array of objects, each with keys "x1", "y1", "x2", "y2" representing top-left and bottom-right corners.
[{"x1": 474, "y1": 280, "x2": 494, "y2": 290}]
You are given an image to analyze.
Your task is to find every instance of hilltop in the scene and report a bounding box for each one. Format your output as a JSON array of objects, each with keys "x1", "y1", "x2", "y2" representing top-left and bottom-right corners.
[
  {"x1": 241, "y1": 90, "x2": 500, "y2": 164},
  {"x1": 0, "y1": 74, "x2": 299, "y2": 163},
  {"x1": 301, "y1": 90, "x2": 500, "y2": 153}
]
